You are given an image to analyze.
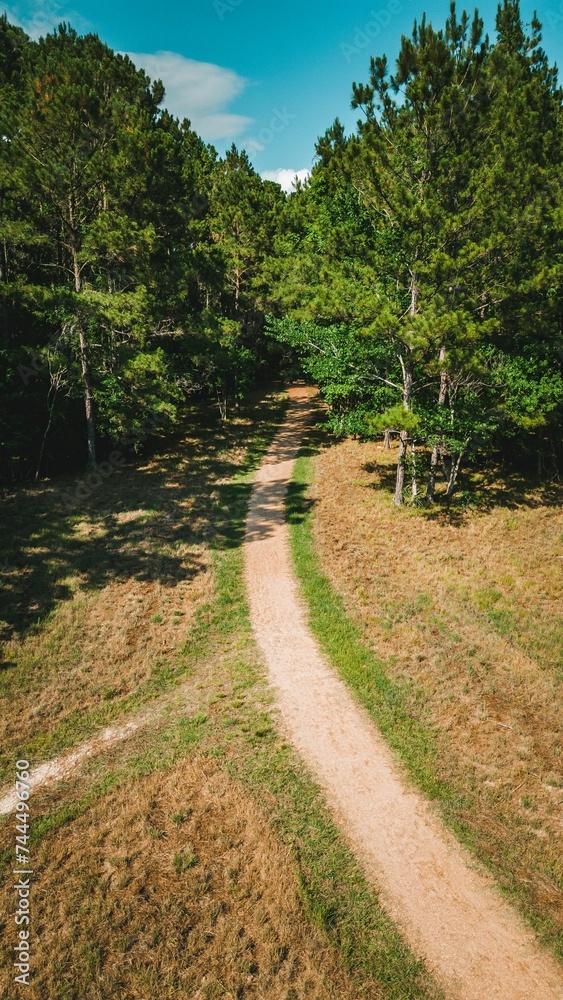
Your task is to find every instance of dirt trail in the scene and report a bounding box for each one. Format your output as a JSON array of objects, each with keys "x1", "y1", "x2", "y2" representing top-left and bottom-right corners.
[
  {"x1": 244, "y1": 385, "x2": 563, "y2": 1000},
  {"x1": 0, "y1": 676, "x2": 202, "y2": 817},
  {"x1": 0, "y1": 719, "x2": 143, "y2": 817}
]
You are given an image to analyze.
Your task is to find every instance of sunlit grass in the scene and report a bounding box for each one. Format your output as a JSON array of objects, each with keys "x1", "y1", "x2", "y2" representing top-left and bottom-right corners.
[{"x1": 287, "y1": 430, "x2": 563, "y2": 962}]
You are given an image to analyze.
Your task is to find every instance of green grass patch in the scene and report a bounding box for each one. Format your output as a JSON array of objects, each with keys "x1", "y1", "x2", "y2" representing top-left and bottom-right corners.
[{"x1": 287, "y1": 451, "x2": 445, "y2": 802}]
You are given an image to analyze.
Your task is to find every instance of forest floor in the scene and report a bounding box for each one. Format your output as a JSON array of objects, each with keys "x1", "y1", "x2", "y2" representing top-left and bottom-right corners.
[
  {"x1": 0, "y1": 389, "x2": 439, "y2": 1000},
  {"x1": 246, "y1": 386, "x2": 563, "y2": 1000}
]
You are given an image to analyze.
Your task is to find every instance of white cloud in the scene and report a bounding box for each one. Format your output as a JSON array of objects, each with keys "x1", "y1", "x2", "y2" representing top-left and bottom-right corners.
[
  {"x1": 262, "y1": 168, "x2": 311, "y2": 193},
  {"x1": 125, "y1": 50, "x2": 253, "y2": 142},
  {"x1": 2, "y1": 1, "x2": 88, "y2": 39},
  {"x1": 1, "y1": 14, "x2": 252, "y2": 144}
]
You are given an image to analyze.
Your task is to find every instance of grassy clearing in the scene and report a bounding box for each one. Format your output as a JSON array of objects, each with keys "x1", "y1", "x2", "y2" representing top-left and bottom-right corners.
[
  {"x1": 0, "y1": 392, "x2": 286, "y2": 784},
  {"x1": 0, "y1": 394, "x2": 440, "y2": 999},
  {"x1": 287, "y1": 426, "x2": 563, "y2": 961}
]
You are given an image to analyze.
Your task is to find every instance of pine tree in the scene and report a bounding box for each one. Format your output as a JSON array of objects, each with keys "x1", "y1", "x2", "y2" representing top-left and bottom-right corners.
[{"x1": 8, "y1": 26, "x2": 166, "y2": 466}]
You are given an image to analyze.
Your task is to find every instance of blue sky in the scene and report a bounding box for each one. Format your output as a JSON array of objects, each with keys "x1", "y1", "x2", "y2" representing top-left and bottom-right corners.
[{"x1": 3, "y1": 0, "x2": 563, "y2": 189}]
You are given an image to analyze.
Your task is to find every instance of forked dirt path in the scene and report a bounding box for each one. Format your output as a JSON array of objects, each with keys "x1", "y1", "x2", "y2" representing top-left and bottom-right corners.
[
  {"x1": 0, "y1": 677, "x2": 202, "y2": 817},
  {"x1": 0, "y1": 719, "x2": 142, "y2": 816},
  {"x1": 244, "y1": 385, "x2": 563, "y2": 1000}
]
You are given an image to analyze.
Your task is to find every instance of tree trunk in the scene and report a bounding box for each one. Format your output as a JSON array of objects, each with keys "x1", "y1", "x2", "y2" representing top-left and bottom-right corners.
[
  {"x1": 393, "y1": 342, "x2": 414, "y2": 506},
  {"x1": 384, "y1": 429, "x2": 391, "y2": 449},
  {"x1": 394, "y1": 431, "x2": 408, "y2": 506},
  {"x1": 411, "y1": 440, "x2": 418, "y2": 500},
  {"x1": 446, "y1": 440, "x2": 469, "y2": 498},
  {"x1": 77, "y1": 319, "x2": 97, "y2": 470},
  {"x1": 426, "y1": 345, "x2": 448, "y2": 502},
  {"x1": 427, "y1": 446, "x2": 440, "y2": 501},
  {"x1": 217, "y1": 385, "x2": 228, "y2": 421},
  {"x1": 35, "y1": 371, "x2": 60, "y2": 480},
  {"x1": 0, "y1": 240, "x2": 8, "y2": 283},
  {"x1": 36, "y1": 412, "x2": 54, "y2": 481},
  {"x1": 392, "y1": 269, "x2": 419, "y2": 506},
  {"x1": 71, "y1": 240, "x2": 97, "y2": 469}
]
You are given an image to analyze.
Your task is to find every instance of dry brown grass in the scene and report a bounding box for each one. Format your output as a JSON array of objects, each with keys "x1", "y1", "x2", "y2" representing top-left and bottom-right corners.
[
  {"x1": 0, "y1": 400, "x2": 279, "y2": 781},
  {"x1": 1, "y1": 563, "x2": 213, "y2": 748},
  {"x1": 0, "y1": 756, "x2": 382, "y2": 1000},
  {"x1": 311, "y1": 437, "x2": 563, "y2": 933}
]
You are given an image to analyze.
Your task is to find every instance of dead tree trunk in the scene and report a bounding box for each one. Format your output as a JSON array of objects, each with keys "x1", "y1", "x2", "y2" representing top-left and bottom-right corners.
[
  {"x1": 394, "y1": 430, "x2": 408, "y2": 506},
  {"x1": 426, "y1": 345, "x2": 448, "y2": 502},
  {"x1": 70, "y1": 213, "x2": 97, "y2": 470},
  {"x1": 446, "y1": 439, "x2": 470, "y2": 498}
]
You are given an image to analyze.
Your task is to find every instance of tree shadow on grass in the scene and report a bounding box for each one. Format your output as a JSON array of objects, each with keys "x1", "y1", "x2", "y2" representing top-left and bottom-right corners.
[
  {"x1": 359, "y1": 455, "x2": 562, "y2": 526},
  {"x1": 285, "y1": 480, "x2": 316, "y2": 527},
  {"x1": 284, "y1": 423, "x2": 333, "y2": 528},
  {"x1": 0, "y1": 394, "x2": 285, "y2": 646}
]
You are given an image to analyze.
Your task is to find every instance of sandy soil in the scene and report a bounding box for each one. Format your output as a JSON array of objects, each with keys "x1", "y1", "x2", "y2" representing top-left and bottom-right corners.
[
  {"x1": 244, "y1": 385, "x2": 563, "y2": 1000},
  {"x1": 0, "y1": 719, "x2": 144, "y2": 816}
]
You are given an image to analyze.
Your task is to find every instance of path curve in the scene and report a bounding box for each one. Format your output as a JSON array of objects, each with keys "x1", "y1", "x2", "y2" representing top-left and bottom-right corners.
[{"x1": 244, "y1": 385, "x2": 563, "y2": 1000}]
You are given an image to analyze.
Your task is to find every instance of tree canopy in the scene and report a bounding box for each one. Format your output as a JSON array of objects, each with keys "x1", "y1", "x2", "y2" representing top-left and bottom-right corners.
[
  {"x1": 1, "y1": 2, "x2": 562, "y2": 502},
  {"x1": 269, "y1": 0, "x2": 563, "y2": 502}
]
